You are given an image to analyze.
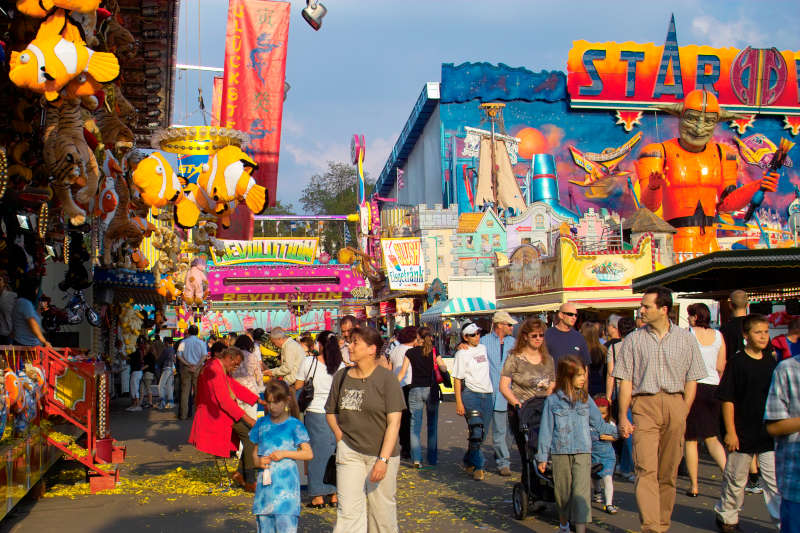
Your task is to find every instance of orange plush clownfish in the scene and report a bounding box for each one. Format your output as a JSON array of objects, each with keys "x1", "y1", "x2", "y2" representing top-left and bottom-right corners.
[
  {"x1": 16, "y1": 0, "x2": 101, "y2": 18},
  {"x1": 9, "y1": 9, "x2": 119, "y2": 102},
  {"x1": 4, "y1": 371, "x2": 20, "y2": 410},
  {"x1": 131, "y1": 152, "x2": 187, "y2": 209},
  {"x1": 174, "y1": 146, "x2": 267, "y2": 229}
]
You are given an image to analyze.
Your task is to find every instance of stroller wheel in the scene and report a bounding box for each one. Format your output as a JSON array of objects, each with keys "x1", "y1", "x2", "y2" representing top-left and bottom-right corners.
[{"x1": 512, "y1": 482, "x2": 528, "y2": 520}]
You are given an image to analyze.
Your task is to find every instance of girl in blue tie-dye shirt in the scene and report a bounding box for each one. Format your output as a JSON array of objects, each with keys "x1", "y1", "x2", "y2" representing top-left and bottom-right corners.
[{"x1": 250, "y1": 380, "x2": 312, "y2": 533}]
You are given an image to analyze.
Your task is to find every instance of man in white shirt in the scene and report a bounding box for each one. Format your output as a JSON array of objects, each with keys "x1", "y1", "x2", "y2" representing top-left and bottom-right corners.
[
  {"x1": 266, "y1": 328, "x2": 305, "y2": 385},
  {"x1": 338, "y1": 315, "x2": 357, "y2": 365},
  {"x1": 177, "y1": 324, "x2": 208, "y2": 420},
  {"x1": 453, "y1": 322, "x2": 493, "y2": 480}
]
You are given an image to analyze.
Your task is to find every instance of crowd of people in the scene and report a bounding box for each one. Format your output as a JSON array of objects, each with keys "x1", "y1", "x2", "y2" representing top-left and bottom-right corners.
[{"x1": 116, "y1": 288, "x2": 800, "y2": 533}]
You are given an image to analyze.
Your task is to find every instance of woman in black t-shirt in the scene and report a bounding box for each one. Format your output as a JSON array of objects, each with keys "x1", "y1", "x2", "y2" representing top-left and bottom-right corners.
[{"x1": 406, "y1": 327, "x2": 448, "y2": 467}]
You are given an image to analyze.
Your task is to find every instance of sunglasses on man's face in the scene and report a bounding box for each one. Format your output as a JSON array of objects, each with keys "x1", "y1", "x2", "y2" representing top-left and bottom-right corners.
[
  {"x1": 465, "y1": 333, "x2": 479, "y2": 338},
  {"x1": 561, "y1": 311, "x2": 577, "y2": 317}
]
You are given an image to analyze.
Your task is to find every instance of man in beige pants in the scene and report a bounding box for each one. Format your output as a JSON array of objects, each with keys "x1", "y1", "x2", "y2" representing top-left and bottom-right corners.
[{"x1": 613, "y1": 286, "x2": 707, "y2": 533}]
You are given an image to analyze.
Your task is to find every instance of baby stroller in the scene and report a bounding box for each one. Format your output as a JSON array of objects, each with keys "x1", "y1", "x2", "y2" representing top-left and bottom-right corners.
[
  {"x1": 510, "y1": 398, "x2": 601, "y2": 520},
  {"x1": 510, "y1": 397, "x2": 554, "y2": 519}
]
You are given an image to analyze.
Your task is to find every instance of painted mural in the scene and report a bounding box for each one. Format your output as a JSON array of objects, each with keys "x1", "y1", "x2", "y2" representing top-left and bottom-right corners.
[{"x1": 437, "y1": 17, "x2": 800, "y2": 244}]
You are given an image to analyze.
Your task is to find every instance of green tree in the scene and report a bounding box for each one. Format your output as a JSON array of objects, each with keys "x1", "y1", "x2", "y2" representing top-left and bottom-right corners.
[{"x1": 299, "y1": 162, "x2": 373, "y2": 253}]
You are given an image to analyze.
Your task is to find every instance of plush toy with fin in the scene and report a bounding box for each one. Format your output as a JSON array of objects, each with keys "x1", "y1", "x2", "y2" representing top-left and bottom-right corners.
[
  {"x1": 174, "y1": 146, "x2": 267, "y2": 229},
  {"x1": 9, "y1": 9, "x2": 119, "y2": 101},
  {"x1": 131, "y1": 152, "x2": 189, "y2": 209},
  {"x1": 16, "y1": 0, "x2": 102, "y2": 18}
]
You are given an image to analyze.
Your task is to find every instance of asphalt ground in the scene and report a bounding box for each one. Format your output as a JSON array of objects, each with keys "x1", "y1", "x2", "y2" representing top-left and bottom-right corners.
[{"x1": 0, "y1": 399, "x2": 777, "y2": 533}]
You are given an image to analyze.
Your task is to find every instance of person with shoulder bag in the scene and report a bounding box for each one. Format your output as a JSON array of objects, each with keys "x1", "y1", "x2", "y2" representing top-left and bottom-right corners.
[
  {"x1": 294, "y1": 331, "x2": 344, "y2": 509},
  {"x1": 326, "y1": 327, "x2": 405, "y2": 533}
]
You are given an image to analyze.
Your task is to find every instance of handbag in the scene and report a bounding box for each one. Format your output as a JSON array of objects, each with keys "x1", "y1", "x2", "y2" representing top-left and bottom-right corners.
[{"x1": 297, "y1": 358, "x2": 318, "y2": 412}]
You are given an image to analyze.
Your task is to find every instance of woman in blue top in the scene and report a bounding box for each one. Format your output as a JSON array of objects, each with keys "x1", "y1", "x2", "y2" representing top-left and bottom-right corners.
[
  {"x1": 11, "y1": 277, "x2": 50, "y2": 348},
  {"x1": 249, "y1": 380, "x2": 312, "y2": 533},
  {"x1": 537, "y1": 355, "x2": 617, "y2": 533}
]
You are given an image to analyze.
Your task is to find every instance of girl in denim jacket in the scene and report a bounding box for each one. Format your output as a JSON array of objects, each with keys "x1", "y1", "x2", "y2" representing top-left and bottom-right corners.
[{"x1": 537, "y1": 355, "x2": 618, "y2": 533}]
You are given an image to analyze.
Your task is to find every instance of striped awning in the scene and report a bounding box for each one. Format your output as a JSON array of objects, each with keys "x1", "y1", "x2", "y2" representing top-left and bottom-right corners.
[{"x1": 421, "y1": 298, "x2": 496, "y2": 321}]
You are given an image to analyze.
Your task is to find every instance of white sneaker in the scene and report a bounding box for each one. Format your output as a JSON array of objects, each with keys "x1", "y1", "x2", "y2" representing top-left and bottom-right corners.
[
  {"x1": 125, "y1": 405, "x2": 136, "y2": 411},
  {"x1": 130, "y1": 406, "x2": 142, "y2": 411},
  {"x1": 558, "y1": 522, "x2": 570, "y2": 533}
]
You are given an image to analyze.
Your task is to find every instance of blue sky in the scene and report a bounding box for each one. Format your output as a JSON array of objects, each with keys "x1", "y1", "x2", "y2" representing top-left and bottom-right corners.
[{"x1": 172, "y1": 0, "x2": 800, "y2": 210}]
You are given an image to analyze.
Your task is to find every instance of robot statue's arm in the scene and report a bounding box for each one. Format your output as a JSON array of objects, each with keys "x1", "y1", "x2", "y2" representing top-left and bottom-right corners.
[
  {"x1": 717, "y1": 171, "x2": 780, "y2": 213},
  {"x1": 634, "y1": 143, "x2": 666, "y2": 212}
]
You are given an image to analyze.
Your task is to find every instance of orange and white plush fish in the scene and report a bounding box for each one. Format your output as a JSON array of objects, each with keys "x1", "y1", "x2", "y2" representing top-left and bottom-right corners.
[
  {"x1": 9, "y1": 9, "x2": 119, "y2": 101},
  {"x1": 174, "y1": 146, "x2": 267, "y2": 229},
  {"x1": 16, "y1": 0, "x2": 101, "y2": 18},
  {"x1": 131, "y1": 152, "x2": 186, "y2": 209}
]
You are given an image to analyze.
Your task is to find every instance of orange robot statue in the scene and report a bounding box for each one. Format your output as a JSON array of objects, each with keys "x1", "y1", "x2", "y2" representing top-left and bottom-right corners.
[{"x1": 635, "y1": 89, "x2": 778, "y2": 261}]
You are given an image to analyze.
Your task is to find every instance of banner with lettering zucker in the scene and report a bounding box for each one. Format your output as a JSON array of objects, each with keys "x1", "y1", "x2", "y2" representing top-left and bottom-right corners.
[{"x1": 220, "y1": 0, "x2": 289, "y2": 207}]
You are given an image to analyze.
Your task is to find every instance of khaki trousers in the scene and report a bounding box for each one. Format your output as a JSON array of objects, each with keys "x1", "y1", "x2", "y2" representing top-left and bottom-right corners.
[
  {"x1": 552, "y1": 453, "x2": 592, "y2": 524},
  {"x1": 631, "y1": 392, "x2": 688, "y2": 533},
  {"x1": 333, "y1": 439, "x2": 399, "y2": 533},
  {"x1": 179, "y1": 364, "x2": 200, "y2": 420}
]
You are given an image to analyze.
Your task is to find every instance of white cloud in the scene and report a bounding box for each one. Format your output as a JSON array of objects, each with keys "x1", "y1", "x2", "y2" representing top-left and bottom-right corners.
[
  {"x1": 283, "y1": 139, "x2": 349, "y2": 173},
  {"x1": 690, "y1": 15, "x2": 768, "y2": 48},
  {"x1": 362, "y1": 136, "x2": 397, "y2": 181}
]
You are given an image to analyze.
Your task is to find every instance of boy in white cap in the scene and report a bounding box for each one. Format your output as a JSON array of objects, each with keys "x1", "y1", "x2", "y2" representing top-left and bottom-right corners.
[{"x1": 454, "y1": 322, "x2": 494, "y2": 480}]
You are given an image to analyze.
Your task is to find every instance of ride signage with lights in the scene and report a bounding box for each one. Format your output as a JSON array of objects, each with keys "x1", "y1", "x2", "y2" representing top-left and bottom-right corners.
[{"x1": 567, "y1": 15, "x2": 800, "y2": 115}]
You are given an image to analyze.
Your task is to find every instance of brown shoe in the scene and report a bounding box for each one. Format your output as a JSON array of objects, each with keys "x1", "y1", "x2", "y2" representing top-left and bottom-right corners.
[
  {"x1": 473, "y1": 469, "x2": 485, "y2": 481},
  {"x1": 498, "y1": 467, "x2": 512, "y2": 477},
  {"x1": 463, "y1": 465, "x2": 476, "y2": 475}
]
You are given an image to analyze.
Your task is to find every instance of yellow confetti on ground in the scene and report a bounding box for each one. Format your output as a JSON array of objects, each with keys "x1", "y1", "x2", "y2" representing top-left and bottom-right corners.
[{"x1": 44, "y1": 460, "x2": 247, "y2": 498}]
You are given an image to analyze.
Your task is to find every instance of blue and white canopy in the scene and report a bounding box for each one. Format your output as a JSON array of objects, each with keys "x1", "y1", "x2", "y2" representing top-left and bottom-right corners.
[{"x1": 420, "y1": 298, "x2": 496, "y2": 322}]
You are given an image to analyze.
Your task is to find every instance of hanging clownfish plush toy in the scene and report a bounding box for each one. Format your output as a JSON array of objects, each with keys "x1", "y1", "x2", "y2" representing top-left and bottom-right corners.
[
  {"x1": 131, "y1": 152, "x2": 191, "y2": 209},
  {"x1": 15, "y1": 0, "x2": 101, "y2": 18},
  {"x1": 9, "y1": 9, "x2": 119, "y2": 102},
  {"x1": 174, "y1": 146, "x2": 268, "y2": 229}
]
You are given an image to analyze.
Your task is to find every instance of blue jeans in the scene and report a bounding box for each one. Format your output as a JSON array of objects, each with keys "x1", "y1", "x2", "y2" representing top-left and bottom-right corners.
[
  {"x1": 304, "y1": 411, "x2": 336, "y2": 497},
  {"x1": 461, "y1": 389, "x2": 493, "y2": 470},
  {"x1": 409, "y1": 386, "x2": 439, "y2": 465},
  {"x1": 781, "y1": 499, "x2": 800, "y2": 533},
  {"x1": 490, "y1": 410, "x2": 511, "y2": 470},
  {"x1": 256, "y1": 514, "x2": 297, "y2": 533}
]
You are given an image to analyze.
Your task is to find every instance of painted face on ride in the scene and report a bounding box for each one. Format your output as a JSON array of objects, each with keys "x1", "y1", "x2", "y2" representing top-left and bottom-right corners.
[{"x1": 678, "y1": 89, "x2": 721, "y2": 151}]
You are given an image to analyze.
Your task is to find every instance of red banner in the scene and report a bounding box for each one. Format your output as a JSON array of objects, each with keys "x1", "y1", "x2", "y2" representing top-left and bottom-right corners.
[
  {"x1": 211, "y1": 76, "x2": 223, "y2": 127},
  {"x1": 220, "y1": 0, "x2": 289, "y2": 207}
]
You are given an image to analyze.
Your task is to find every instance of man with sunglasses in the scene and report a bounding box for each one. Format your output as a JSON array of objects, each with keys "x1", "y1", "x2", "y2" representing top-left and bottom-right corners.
[{"x1": 545, "y1": 303, "x2": 590, "y2": 368}]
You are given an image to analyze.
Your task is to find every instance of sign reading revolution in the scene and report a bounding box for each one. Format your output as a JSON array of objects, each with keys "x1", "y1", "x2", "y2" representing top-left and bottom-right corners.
[{"x1": 211, "y1": 238, "x2": 319, "y2": 265}]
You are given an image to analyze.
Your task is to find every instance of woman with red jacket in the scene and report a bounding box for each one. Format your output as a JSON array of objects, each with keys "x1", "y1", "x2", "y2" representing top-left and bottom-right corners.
[{"x1": 189, "y1": 346, "x2": 260, "y2": 491}]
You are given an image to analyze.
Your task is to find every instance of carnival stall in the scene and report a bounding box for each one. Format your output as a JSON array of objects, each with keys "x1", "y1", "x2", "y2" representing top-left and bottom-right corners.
[{"x1": 0, "y1": 0, "x2": 182, "y2": 511}]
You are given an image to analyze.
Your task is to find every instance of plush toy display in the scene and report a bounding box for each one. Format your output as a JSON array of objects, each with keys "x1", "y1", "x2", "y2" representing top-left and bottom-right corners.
[
  {"x1": 9, "y1": 10, "x2": 119, "y2": 102},
  {"x1": 186, "y1": 221, "x2": 225, "y2": 256},
  {"x1": 182, "y1": 257, "x2": 207, "y2": 306},
  {"x1": 119, "y1": 299, "x2": 143, "y2": 356},
  {"x1": 174, "y1": 146, "x2": 267, "y2": 229}
]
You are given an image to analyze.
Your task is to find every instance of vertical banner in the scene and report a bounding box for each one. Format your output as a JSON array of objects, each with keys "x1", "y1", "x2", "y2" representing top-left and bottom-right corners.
[
  {"x1": 220, "y1": 0, "x2": 289, "y2": 207},
  {"x1": 211, "y1": 76, "x2": 223, "y2": 127}
]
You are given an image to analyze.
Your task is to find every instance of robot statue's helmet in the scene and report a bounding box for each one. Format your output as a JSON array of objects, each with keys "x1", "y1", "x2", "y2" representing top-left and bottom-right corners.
[{"x1": 682, "y1": 89, "x2": 720, "y2": 115}]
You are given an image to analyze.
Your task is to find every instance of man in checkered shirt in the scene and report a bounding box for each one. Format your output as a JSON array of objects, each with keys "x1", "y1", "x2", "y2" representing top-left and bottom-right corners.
[
  {"x1": 612, "y1": 286, "x2": 707, "y2": 533},
  {"x1": 765, "y1": 353, "x2": 800, "y2": 533}
]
